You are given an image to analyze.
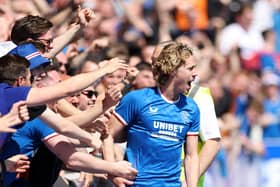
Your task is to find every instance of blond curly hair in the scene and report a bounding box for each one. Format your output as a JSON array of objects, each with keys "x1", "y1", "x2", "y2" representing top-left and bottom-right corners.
[{"x1": 152, "y1": 41, "x2": 193, "y2": 85}]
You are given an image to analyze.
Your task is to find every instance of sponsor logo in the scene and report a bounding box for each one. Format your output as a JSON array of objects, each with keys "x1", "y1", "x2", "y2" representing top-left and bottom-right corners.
[{"x1": 149, "y1": 105, "x2": 158, "y2": 114}]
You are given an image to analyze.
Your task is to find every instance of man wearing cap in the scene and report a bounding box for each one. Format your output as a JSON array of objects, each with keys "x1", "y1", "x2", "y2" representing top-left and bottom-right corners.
[{"x1": 9, "y1": 43, "x2": 50, "y2": 70}]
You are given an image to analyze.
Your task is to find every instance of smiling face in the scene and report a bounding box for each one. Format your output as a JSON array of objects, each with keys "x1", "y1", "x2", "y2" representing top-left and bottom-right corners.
[
  {"x1": 102, "y1": 69, "x2": 127, "y2": 87},
  {"x1": 78, "y1": 87, "x2": 97, "y2": 110}
]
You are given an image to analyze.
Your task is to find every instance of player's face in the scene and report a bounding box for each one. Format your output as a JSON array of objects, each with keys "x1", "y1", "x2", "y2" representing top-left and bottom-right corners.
[{"x1": 173, "y1": 56, "x2": 197, "y2": 94}]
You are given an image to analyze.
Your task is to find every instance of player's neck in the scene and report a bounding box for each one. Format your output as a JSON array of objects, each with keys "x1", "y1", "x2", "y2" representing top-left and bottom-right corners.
[{"x1": 159, "y1": 84, "x2": 180, "y2": 101}]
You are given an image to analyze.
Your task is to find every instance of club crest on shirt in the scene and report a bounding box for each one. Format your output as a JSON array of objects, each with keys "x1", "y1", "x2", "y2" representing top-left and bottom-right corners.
[
  {"x1": 181, "y1": 111, "x2": 189, "y2": 124},
  {"x1": 149, "y1": 105, "x2": 158, "y2": 114}
]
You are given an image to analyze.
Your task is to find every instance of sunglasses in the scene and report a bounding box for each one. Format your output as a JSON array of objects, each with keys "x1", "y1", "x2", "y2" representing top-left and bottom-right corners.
[{"x1": 81, "y1": 90, "x2": 98, "y2": 98}]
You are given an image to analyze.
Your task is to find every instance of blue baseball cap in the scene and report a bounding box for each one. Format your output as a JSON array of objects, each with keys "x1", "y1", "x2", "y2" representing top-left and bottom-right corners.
[{"x1": 8, "y1": 43, "x2": 50, "y2": 70}]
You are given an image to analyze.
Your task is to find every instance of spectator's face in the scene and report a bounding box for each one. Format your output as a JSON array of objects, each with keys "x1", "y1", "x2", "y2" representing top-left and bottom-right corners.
[
  {"x1": 246, "y1": 107, "x2": 260, "y2": 124},
  {"x1": 56, "y1": 52, "x2": 68, "y2": 74},
  {"x1": 66, "y1": 93, "x2": 80, "y2": 108},
  {"x1": 265, "y1": 84, "x2": 279, "y2": 98},
  {"x1": 133, "y1": 70, "x2": 155, "y2": 89},
  {"x1": 238, "y1": 7, "x2": 253, "y2": 29},
  {"x1": 32, "y1": 70, "x2": 61, "y2": 88},
  {"x1": 16, "y1": 69, "x2": 31, "y2": 87},
  {"x1": 77, "y1": 88, "x2": 97, "y2": 110},
  {"x1": 31, "y1": 66, "x2": 48, "y2": 82},
  {"x1": 37, "y1": 30, "x2": 53, "y2": 52},
  {"x1": 102, "y1": 69, "x2": 126, "y2": 87}
]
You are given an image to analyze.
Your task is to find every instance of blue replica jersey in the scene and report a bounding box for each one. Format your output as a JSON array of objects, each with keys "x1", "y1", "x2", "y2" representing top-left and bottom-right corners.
[
  {"x1": 0, "y1": 83, "x2": 31, "y2": 148},
  {"x1": 0, "y1": 118, "x2": 56, "y2": 187},
  {"x1": 113, "y1": 87, "x2": 200, "y2": 187},
  {"x1": 262, "y1": 97, "x2": 280, "y2": 160},
  {"x1": 262, "y1": 97, "x2": 280, "y2": 138}
]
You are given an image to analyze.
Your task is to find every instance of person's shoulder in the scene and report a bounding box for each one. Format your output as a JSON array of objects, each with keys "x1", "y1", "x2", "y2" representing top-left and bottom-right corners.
[
  {"x1": 181, "y1": 94, "x2": 200, "y2": 112},
  {"x1": 0, "y1": 84, "x2": 31, "y2": 110},
  {"x1": 125, "y1": 87, "x2": 156, "y2": 98},
  {"x1": 0, "y1": 83, "x2": 12, "y2": 89},
  {"x1": 20, "y1": 118, "x2": 43, "y2": 130},
  {"x1": 0, "y1": 83, "x2": 31, "y2": 91},
  {"x1": 181, "y1": 93, "x2": 197, "y2": 105},
  {"x1": 221, "y1": 23, "x2": 243, "y2": 34},
  {"x1": 23, "y1": 117, "x2": 53, "y2": 132},
  {"x1": 194, "y1": 86, "x2": 212, "y2": 100}
]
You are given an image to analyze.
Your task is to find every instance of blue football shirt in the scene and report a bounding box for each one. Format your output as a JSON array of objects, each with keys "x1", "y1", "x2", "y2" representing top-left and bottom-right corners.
[
  {"x1": 0, "y1": 83, "x2": 31, "y2": 148},
  {"x1": 113, "y1": 87, "x2": 200, "y2": 187},
  {"x1": 0, "y1": 118, "x2": 56, "y2": 187}
]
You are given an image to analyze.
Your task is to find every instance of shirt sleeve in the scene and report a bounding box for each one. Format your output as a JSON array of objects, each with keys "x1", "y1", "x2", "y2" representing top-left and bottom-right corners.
[
  {"x1": 5, "y1": 86, "x2": 31, "y2": 112},
  {"x1": 187, "y1": 100, "x2": 200, "y2": 136},
  {"x1": 114, "y1": 91, "x2": 141, "y2": 126},
  {"x1": 31, "y1": 119, "x2": 57, "y2": 141}
]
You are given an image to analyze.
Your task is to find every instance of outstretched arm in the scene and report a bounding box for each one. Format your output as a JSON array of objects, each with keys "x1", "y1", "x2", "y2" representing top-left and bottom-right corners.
[
  {"x1": 102, "y1": 113, "x2": 127, "y2": 161},
  {"x1": 27, "y1": 58, "x2": 127, "y2": 106},
  {"x1": 102, "y1": 114, "x2": 134, "y2": 187},
  {"x1": 45, "y1": 6, "x2": 95, "y2": 58},
  {"x1": 39, "y1": 108, "x2": 100, "y2": 149},
  {"x1": 44, "y1": 134, "x2": 137, "y2": 179},
  {"x1": 67, "y1": 85, "x2": 122, "y2": 127}
]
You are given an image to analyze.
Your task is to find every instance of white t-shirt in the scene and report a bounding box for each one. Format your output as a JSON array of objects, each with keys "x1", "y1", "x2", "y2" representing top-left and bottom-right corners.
[{"x1": 218, "y1": 23, "x2": 264, "y2": 59}]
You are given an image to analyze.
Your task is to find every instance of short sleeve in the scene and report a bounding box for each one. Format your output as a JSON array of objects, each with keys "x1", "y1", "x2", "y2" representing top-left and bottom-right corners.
[
  {"x1": 187, "y1": 104, "x2": 200, "y2": 136},
  {"x1": 0, "y1": 86, "x2": 31, "y2": 114},
  {"x1": 113, "y1": 91, "x2": 141, "y2": 126}
]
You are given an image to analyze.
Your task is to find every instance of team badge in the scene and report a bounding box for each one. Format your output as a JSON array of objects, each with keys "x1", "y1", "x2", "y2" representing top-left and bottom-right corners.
[{"x1": 181, "y1": 111, "x2": 189, "y2": 124}]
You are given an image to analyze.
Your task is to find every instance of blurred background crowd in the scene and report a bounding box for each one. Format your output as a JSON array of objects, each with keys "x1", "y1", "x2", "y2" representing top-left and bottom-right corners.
[{"x1": 1, "y1": 0, "x2": 280, "y2": 187}]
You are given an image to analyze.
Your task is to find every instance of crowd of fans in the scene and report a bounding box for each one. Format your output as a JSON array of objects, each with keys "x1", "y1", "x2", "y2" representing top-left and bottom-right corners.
[{"x1": 0, "y1": 0, "x2": 280, "y2": 187}]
